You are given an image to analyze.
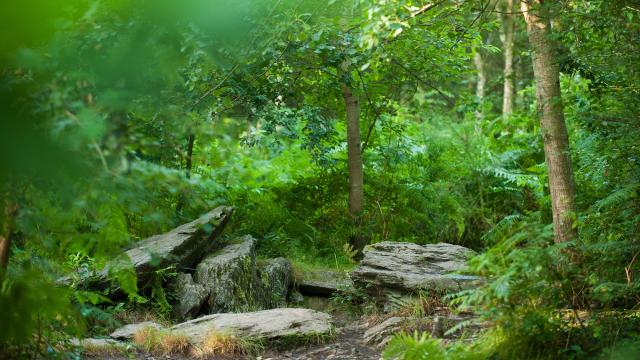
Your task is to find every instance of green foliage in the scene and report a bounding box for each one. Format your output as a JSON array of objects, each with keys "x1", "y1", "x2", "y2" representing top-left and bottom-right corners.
[{"x1": 1, "y1": 0, "x2": 639, "y2": 358}]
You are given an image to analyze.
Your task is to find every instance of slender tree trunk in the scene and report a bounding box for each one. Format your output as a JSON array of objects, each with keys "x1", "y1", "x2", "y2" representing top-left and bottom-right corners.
[
  {"x1": 474, "y1": 50, "x2": 486, "y2": 122},
  {"x1": 340, "y1": 81, "x2": 364, "y2": 216},
  {"x1": 0, "y1": 198, "x2": 18, "y2": 271},
  {"x1": 0, "y1": 235, "x2": 10, "y2": 271},
  {"x1": 474, "y1": 51, "x2": 486, "y2": 101},
  {"x1": 501, "y1": 0, "x2": 516, "y2": 116},
  {"x1": 185, "y1": 133, "x2": 195, "y2": 179},
  {"x1": 521, "y1": 0, "x2": 578, "y2": 243},
  {"x1": 176, "y1": 133, "x2": 195, "y2": 214}
]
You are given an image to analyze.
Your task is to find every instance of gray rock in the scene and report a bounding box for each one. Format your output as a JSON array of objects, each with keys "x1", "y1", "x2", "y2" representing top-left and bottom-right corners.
[
  {"x1": 195, "y1": 235, "x2": 263, "y2": 313},
  {"x1": 288, "y1": 290, "x2": 305, "y2": 305},
  {"x1": 363, "y1": 317, "x2": 408, "y2": 347},
  {"x1": 259, "y1": 257, "x2": 293, "y2": 308},
  {"x1": 62, "y1": 207, "x2": 233, "y2": 290},
  {"x1": 296, "y1": 269, "x2": 351, "y2": 297},
  {"x1": 125, "y1": 206, "x2": 233, "y2": 286},
  {"x1": 110, "y1": 321, "x2": 164, "y2": 340},
  {"x1": 170, "y1": 308, "x2": 333, "y2": 343},
  {"x1": 170, "y1": 273, "x2": 208, "y2": 320},
  {"x1": 351, "y1": 242, "x2": 480, "y2": 298}
]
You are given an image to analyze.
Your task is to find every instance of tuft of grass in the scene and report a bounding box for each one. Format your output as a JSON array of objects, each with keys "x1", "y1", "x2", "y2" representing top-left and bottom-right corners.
[
  {"x1": 190, "y1": 330, "x2": 264, "y2": 358},
  {"x1": 82, "y1": 341, "x2": 132, "y2": 358},
  {"x1": 133, "y1": 326, "x2": 190, "y2": 356},
  {"x1": 272, "y1": 330, "x2": 335, "y2": 350}
]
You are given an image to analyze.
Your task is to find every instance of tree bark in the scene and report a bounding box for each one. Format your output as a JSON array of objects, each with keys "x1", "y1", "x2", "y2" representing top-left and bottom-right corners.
[
  {"x1": 474, "y1": 50, "x2": 486, "y2": 121},
  {"x1": 176, "y1": 133, "x2": 195, "y2": 214},
  {"x1": 474, "y1": 51, "x2": 486, "y2": 101},
  {"x1": 521, "y1": 0, "x2": 578, "y2": 243},
  {"x1": 185, "y1": 133, "x2": 195, "y2": 179},
  {"x1": 340, "y1": 81, "x2": 364, "y2": 216},
  {"x1": 0, "y1": 200, "x2": 18, "y2": 271},
  {"x1": 501, "y1": 0, "x2": 516, "y2": 116}
]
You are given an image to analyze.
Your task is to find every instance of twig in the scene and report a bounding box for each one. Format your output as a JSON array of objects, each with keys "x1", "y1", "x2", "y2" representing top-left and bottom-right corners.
[
  {"x1": 193, "y1": 64, "x2": 240, "y2": 106},
  {"x1": 355, "y1": 66, "x2": 382, "y2": 154},
  {"x1": 64, "y1": 109, "x2": 110, "y2": 172},
  {"x1": 388, "y1": 57, "x2": 450, "y2": 100}
]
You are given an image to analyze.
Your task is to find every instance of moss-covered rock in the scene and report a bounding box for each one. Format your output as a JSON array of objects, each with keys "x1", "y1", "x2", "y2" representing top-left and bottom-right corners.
[
  {"x1": 258, "y1": 257, "x2": 292, "y2": 308},
  {"x1": 195, "y1": 235, "x2": 262, "y2": 314},
  {"x1": 172, "y1": 235, "x2": 294, "y2": 318}
]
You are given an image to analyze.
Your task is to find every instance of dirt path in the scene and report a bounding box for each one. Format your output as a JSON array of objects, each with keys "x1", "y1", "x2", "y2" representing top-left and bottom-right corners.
[{"x1": 260, "y1": 316, "x2": 381, "y2": 360}]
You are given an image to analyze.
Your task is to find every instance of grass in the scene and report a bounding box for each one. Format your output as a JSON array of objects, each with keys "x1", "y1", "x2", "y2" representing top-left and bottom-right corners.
[
  {"x1": 82, "y1": 340, "x2": 133, "y2": 358},
  {"x1": 272, "y1": 329, "x2": 336, "y2": 350},
  {"x1": 133, "y1": 326, "x2": 264, "y2": 358},
  {"x1": 191, "y1": 330, "x2": 264, "y2": 358},
  {"x1": 133, "y1": 326, "x2": 190, "y2": 356}
]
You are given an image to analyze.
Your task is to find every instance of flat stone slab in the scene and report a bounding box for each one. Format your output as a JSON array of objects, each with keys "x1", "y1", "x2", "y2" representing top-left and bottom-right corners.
[
  {"x1": 171, "y1": 308, "x2": 333, "y2": 343},
  {"x1": 125, "y1": 206, "x2": 233, "y2": 285},
  {"x1": 296, "y1": 268, "x2": 351, "y2": 297},
  {"x1": 351, "y1": 242, "x2": 480, "y2": 294},
  {"x1": 110, "y1": 321, "x2": 164, "y2": 340}
]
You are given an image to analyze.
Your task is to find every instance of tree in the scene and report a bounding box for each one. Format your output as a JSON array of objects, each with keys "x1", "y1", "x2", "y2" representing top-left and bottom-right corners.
[
  {"x1": 500, "y1": 0, "x2": 516, "y2": 116},
  {"x1": 340, "y1": 67, "x2": 364, "y2": 216},
  {"x1": 521, "y1": 0, "x2": 578, "y2": 243}
]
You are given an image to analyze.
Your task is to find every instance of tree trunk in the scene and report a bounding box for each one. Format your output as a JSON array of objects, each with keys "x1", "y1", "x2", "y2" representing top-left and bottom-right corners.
[
  {"x1": 501, "y1": 0, "x2": 516, "y2": 116},
  {"x1": 521, "y1": 0, "x2": 578, "y2": 243},
  {"x1": 0, "y1": 199, "x2": 18, "y2": 271},
  {"x1": 176, "y1": 133, "x2": 195, "y2": 214},
  {"x1": 473, "y1": 50, "x2": 486, "y2": 122},
  {"x1": 474, "y1": 51, "x2": 486, "y2": 101},
  {"x1": 340, "y1": 81, "x2": 364, "y2": 216},
  {"x1": 185, "y1": 133, "x2": 195, "y2": 179}
]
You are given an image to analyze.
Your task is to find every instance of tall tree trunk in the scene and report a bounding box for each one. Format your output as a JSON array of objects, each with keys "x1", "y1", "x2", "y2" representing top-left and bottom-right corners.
[
  {"x1": 0, "y1": 197, "x2": 18, "y2": 271},
  {"x1": 176, "y1": 133, "x2": 195, "y2": 214},
  {"x1": 185, "y1": 133, "x2": 195, "y2": 179},
  {"x1": 474, "y1": 51, "x2": 486, "y2": 101},
  {"x1": 340, "y1": 81, "x2": 364, "y2": 216},
  {"x1": 501, "y1": 0, "x2": 516, "y2": 116},
  {"x1": 474, "y1": 50, "x2": 486, "y2": 122},
  {"x1": 521, "y1": 0, "x2": 578, "y2": 243}
]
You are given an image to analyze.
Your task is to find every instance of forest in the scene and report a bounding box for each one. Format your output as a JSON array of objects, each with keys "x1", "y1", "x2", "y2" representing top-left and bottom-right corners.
[{"x1": 1, "y1": 0, "x2": 639, "y2": 359}]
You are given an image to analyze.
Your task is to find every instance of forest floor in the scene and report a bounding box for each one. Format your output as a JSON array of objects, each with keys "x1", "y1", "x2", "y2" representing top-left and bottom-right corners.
[
  {"x1": 260, "y1": 313, "x2": 381, "y2": 360},
  {"x1": 86, "y1": 310, "x2": 382, "y2": 360}
]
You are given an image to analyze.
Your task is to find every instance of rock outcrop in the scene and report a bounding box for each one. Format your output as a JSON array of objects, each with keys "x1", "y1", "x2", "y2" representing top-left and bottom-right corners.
[
  {"x1": 171, "y1": 308, "x2": 333, "y2": 343},
  {"x1": 296, "y1": 268, "x2": 351, "y2": 297},
  {"x1": 124, "y1": 206, "x2": 234, "y2": 286},
  {"x1": 170, "y1": 273, "x2": 208, "y2": 320},
  {"x1": 259, "y1": 257, "x2": 293, "y2": 308},
  {"x1": 195, "y1": 235, "x2": 261, "y2": 314},
  {"x1": 170, "y1": 235, "x2": 294, "y2": 320},
  {"x1": 62, "y1": 207, "x2": 234, "y2": 290},
  {"x1": 351, "y1": 242, "x2": 480, "y2": 309}
]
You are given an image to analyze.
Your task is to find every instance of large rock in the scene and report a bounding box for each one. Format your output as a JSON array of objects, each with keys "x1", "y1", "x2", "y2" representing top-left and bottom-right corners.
[
  {"x1": 125, "y1": 206, "x2": 233, "y2": 286},
  {"x1": 259, "y1": 257, "x2": 293, "y2": 308},
  {"x1": 170, "y1": 273, "x2": 208, "y2": 320},
  {"x1": 194, "y1": 235, "x2": 263, "y2": 313},
  {"x1": 170, "y1": 308, "x2": 333, "y2": 343},
  {"x1": 171, "y1": 235, "x2": 294, "y2": 318},
  {"x1": 351, "y1": 242, "x2": 480, "y2": 308},
  {"x1": 61, "y1": 207, "x2": 234, "y2": 290}
]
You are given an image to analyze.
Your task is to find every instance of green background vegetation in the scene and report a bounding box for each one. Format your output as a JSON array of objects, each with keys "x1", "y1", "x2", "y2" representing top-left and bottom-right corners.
[{"x1": 0, "y1": 0, "x2": 638, "y2": 358}]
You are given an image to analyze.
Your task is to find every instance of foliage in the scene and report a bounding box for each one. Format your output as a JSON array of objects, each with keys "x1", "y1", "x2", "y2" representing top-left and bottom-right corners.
[{"x1": 0, "y1": 0, "x2": 639, "y2": 358}]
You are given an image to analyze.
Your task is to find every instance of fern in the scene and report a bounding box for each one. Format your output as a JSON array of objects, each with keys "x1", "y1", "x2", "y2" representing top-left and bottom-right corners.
[
  {"x1": 383, "y1": 332, "x2": 446, "y2": 360},
  {"x1": 593, "y1": 184, "x2": 638, "y2": 211}
]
